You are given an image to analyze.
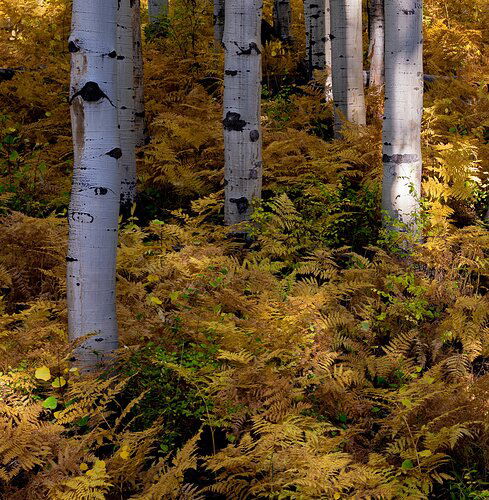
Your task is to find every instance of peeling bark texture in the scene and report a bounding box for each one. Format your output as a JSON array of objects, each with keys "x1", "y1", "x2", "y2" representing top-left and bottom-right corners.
[
  {"x1": 68, "y1": 0, "x2": 120, "y2": 370},
  {"x1": 330, "y1": 0, "x2": 366, "y2": 134},
  {"x1": 368, "y1": 0, "x2": 385, "y2": 88},
  {"x1": 304, "y1": 0, "x2": 326, "y2": 78},
  {"x1": 214, "y1": 0, "x2": 225, "y2": 45},
  {"x1": 223, "y1": 0, "x2": 263, "y2": 225},
  {"x1": 382, "y1": 0, "x2": 423, "y2": 233},
  {"x1": 132, "y1": 0, "x2": 146, "y2": 148},
  {"x1": 118, "y1": 0, "x2": 137, "y2": 210},
  {"x1": 273, "y1": 0, "x2": 291, "y2": 44},
  {"x1": 324, "y1": 0, "x2": 333, "y2": 100},
  {"x1": 148, "y1": 0, "x2": 168, "y2": 23}
]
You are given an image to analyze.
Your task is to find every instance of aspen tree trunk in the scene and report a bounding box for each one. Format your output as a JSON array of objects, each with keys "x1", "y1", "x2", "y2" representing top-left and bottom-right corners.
[
  {"x1": 148, "y1": 0, "x2": 168, "y2": 23},
  {"x1": 304, "y1": 0, "x2": 326, "y2": 78},
  {"x1": 382, "y1": 0, "x2": 423, "y2": 233},
  {"x1": 273, "y1": 0, "x2": 292, "y2": 44},
  {"x1": 214, "y1": 0, "x2": 225, "y2": 45},
  {"x1": 325, "y1": 0, "x2": 333, "y2": 100},
  {"x1": 223, "y1": 0, "x2": 263, "y2": 225},
  {"x1": 118, "y1": 0, "x2": 137, "y2": 212},
  {"x1": 132, "y1": 0, "x2": 146, "y2": 148},
  {"x1": 368, "y1": 0, "x2": 384, "y2": 88},
  {"x1": 330, "y1": 0, "x2": 366, "y2": 134},
  {"x1": 68, "y1": 0, "x2": 120, "y2": 370}
]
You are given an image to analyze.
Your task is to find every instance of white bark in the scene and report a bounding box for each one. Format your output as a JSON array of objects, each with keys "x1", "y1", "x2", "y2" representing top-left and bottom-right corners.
[
  {"x1": 223, "y1": 0, "x2": 263, "y2": 226},
  {"x1": 148, "y1": 0, "x2": 168, "y2": 23},
  {"x1": 68, "y1": 0, "x2": 120, "y2": 370},
  {"x1": 132, "y1": 0, "x2": 146, "y2": 148},
  {"x1": 214, "y1": 0, "x2": 225, "y2": 46},
  {"x1": 382, "y1": 0, "x2": 423, "y2": 233},
  {"x1": 325, "y1": 0, "x2": 333, "y2": 100},
  {"x1": 368, "y1": 0, "x2": 384, "y2": 88},
  {"x1": 330, "y1": 0, "x2": 366, "y2": 134},
  {"x1": 118, "y1": 0, "x2": 137, "y2": 211},
  {"x1": 304, "y1": 0, "x2": 326, "y2": 77},
  {"x1": 273, "y1": 0, "x2": 292, "y2": 44}
]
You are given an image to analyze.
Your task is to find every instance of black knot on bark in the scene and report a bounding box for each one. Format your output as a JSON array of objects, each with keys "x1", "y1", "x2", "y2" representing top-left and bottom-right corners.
[
  {"x1": 94, "y1": 187, "x2": 108, "y2": 195},
  {"x1": 229, "y1": 197, "x2": 249, "y2": 214},
  {"x1": 223, "y1": 111, "x2": 246, "y2": 132},
  {"x1": 382, "y1": 153, "x2": 419, "y2": 164},
  {"x1": 70, "y1": 81, "x2": 113, "y2": 105},
  {"x1": 68, "y1": 41, "x2": 80, "y2": 53},
  {"x1": 235, "y1": 41, "x2": 261, "y2": 55},
  {"x1": 108, "y1": 50, "x2": 117, "y2": 58},
  {"x1": 249, "y1": 130, "x2": 260, "y2": 142},
  {"x1": 106, "y1": 148, "x2": 122, "y2": 159}
]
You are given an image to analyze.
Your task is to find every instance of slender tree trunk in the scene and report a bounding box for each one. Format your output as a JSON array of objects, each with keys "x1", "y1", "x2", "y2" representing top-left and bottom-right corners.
[
  {"x1": 132, "y1": 0, "x2": 146, "y2": 148},
  {"x1": 382, "y1": 0, "x2": 423, "y2": 234},
  {"x1": 214, "y1": 0, "x2": 225, "y2": 46},
  {"x1": 330, "y1": 0, "x2": 366, "y2": 134},
  {"x1": 325, "y1": 0, "x2": 333, "y2": 100},
  {"x1": 67, "y1": 0, "x2": 120, "y2": 370},
  {"x1": 304, "y1": 0, "x2": 326, "y2": 79},
  {"x1": 273, "y1": 0, "x2": 292, "y2": 44},
  {"x1": 368, "y1": 0, "x2": 384, "y2": 88},
  {"x1": 148, "y1": 0, "x2": 168, "y2": 23},
  {"x1": 223, "y1": 0, "x2": 263, "y2": 226},
  {"x1": 118, "y1": 0, "x2": 137, "y2": 212}
]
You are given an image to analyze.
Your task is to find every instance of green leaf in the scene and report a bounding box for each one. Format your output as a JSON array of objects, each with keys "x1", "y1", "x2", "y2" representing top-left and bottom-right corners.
[
  {"x1": 338, "y1": 413, "x2": 347, "y2": 423},
  {"x1": 75, "y1": 415, "x2": 89, "y2": 427},
  {"x1": 8, "y1": 150, "x2": 19, "y2": 162},
  {"x1": 401, "y1": 398, "x2": 412, "y2": 409},
  {"x1": 418, "y1": 450, "x2": 432, "y2": 458},
  {"x1": 35, "y1": 366, "x2": 51, "y2": 381},
  {"x1": 42, "y1": 396, "x2": 58, "y2": 410},
  {"x1": 52, "y1": 376, "x2": 66, "y2": 388},
  {"x1": 401, "y1": 459, "x2": 414, "y2": 470}
]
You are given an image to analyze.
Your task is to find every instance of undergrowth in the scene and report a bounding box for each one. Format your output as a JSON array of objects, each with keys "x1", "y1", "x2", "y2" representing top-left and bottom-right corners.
[{"x1": 0, "y1": 0, "x2": 488, "y2": 498}]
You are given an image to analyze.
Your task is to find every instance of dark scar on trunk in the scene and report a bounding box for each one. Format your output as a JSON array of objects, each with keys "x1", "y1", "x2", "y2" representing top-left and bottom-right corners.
[
  {"x1": 382, "y1": 154, "x2": 419, "y2": 164},
  {"x1": 66, "y1": 256, "x2": 78, "y2": 262},
  {"x1": 249, "y1": 130, "x2": 260, "y2": 142},
  {"x1": 108, "y1": 50, "x2": 117, "y2": 58},
  {"x1": 223, "y1": 111, "x2": 246, "y2": 131},
  {"x1": 68, "y1": 41, "x2": 80, "y2": 53},
  {"x1": 94, "y1": 187, "x2": 108, "y2": 195},
  {"x1": 106, "y1": 148, "x2": 122, "y2": 159},
  {"x1": 230, "y1": 197, "x2": 249, "y2": 214},
  {"x1": 234, "y1": 42, "x2": 261, "y2": 55},
  {"x1": 71, "y1": 212, "x2": 94, "y2": 223},
  {"x1": 225, "y1": 70, "x2": 238, "y2": 76},
  {"x1": 69, "y1": 81, "x2": 115, "y2": 106}
]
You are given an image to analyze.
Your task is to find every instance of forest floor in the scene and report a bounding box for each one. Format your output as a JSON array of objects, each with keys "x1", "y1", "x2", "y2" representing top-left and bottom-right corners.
[{"x1": 0, "y1": 0, "x2": 488, "y2": 498}]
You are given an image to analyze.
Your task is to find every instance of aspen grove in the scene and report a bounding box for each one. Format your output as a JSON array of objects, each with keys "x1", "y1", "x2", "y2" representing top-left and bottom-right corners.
[{"x1": 0, "y1": 0, "x2": 488, "y2": 497}]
